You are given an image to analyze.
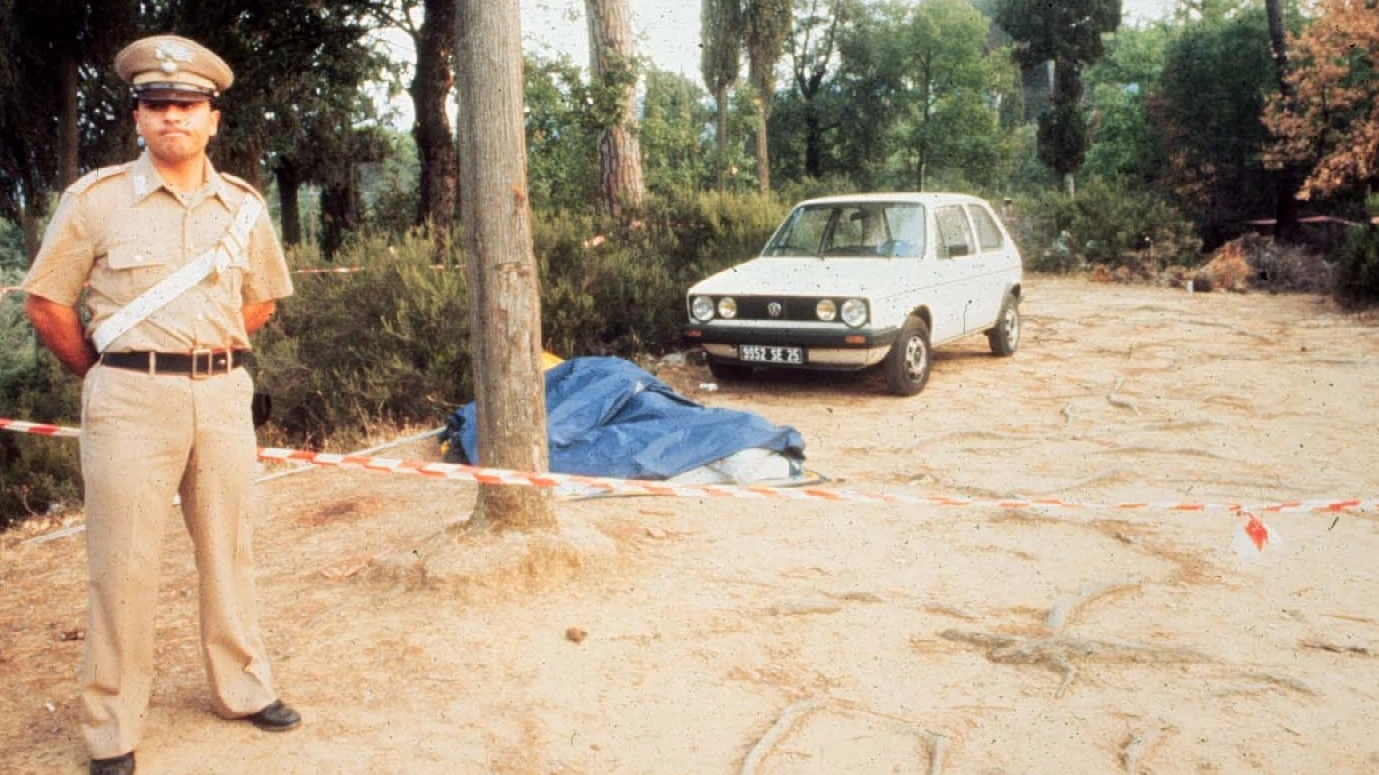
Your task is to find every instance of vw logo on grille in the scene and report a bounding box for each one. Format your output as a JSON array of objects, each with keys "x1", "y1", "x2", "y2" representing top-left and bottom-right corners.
[{"x1": 767, "y1": 302, "x2": 783, "y2": 318}]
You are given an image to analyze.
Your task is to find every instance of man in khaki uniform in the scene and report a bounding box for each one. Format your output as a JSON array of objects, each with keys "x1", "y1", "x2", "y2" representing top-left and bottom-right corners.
[{"x1": 23, "y1": 34, "x2": 300, "y2": 775}]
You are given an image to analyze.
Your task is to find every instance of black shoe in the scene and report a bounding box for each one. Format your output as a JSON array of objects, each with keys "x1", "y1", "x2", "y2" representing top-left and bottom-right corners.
[
  {"x1": 90, "y1": 752, "x2": 135, "y2": 775},
  {"x1": 246, "y1": 699, "x2": 301, "y2": 732}
]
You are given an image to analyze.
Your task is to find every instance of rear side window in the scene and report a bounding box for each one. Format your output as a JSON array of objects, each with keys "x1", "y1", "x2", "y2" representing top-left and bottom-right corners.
[
  {"x1": 934, "y1": 205, "x2": 975, "y2": 258},
  {"x1": 968, "y1": 204, "x2": 1004, "y2": 251}
]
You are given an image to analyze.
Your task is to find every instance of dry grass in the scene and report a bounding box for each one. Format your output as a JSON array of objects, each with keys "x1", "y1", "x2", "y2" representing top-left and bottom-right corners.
[{"x1": 1195, "y1": 242, "x2": 1253, "y2": 292}]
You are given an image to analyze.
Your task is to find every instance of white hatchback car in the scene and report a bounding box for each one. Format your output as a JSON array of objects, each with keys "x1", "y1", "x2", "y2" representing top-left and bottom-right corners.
[{"x1": 683, "y1": 193, "x2": 1023, "y2": 395}]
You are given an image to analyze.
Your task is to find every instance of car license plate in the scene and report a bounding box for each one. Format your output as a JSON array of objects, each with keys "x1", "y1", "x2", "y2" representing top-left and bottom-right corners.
[{"x1": 739, "y1": 345, "x2": 804, "y2": 364}]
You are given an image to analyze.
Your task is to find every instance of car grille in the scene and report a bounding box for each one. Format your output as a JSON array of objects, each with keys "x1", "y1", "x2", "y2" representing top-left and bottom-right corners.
[{"x1": 732, "y1": 297, "x2": 826, "y2": 322}]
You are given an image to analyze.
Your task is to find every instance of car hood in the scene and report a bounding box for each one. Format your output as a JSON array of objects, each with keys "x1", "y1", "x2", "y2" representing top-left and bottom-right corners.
[{"x1": 688, "y1": 257, "x2": 908, "y2": 298}]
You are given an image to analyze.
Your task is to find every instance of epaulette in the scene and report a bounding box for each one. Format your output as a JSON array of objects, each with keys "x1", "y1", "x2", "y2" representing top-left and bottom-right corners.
[
  {"x1": 66, "y1": 163, "x2": 134, "y2": 197},
  {"x1": 220, "y1": 172, "x2": 266, "y2": 204}
]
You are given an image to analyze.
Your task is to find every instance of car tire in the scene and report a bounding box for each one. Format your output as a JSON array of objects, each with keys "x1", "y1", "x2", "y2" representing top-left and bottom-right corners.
[
  {"x1": 987, "y1": 294, "x2": 1021, "y2": 356},
  {"x1": 707, "y1": 358, "x2": 754, "y2": 382},
  {"x1": 883, "y1": 317, "x2": 932, "y2": 396}
]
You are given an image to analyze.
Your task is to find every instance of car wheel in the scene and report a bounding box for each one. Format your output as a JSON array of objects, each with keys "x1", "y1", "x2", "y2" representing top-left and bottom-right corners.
[
  {"x1": 883, "y1": 317, "x2": 931, "y2": 396},
  {"x1": 987, "y1": 295, "x2": 1021, "y2": 356},
  {"x1": 707, "y1": 358, "x2": 754, "y2": 382}
]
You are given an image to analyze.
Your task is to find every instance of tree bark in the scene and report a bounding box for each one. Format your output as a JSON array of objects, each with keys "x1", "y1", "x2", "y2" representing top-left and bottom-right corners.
[
  {"x1": 58, "y1": 52, "x2": 79, "y2": 188},
  {"x1": 745, "y1": 0, "x2": 791, "y2": 195},
  {"x1": 275, "y1": 160, "x2": 303, "y2": 247},
  {"x1": 805, "y1": 107, "x2": 824, "y2": 179},
  {"x1": 1264, "y1": 0, "x2": 1300, "y2": 243},
  {"x1": 585, "y1": 0, "x2": 646, "y2": 218},
  {"x1": 456, "y1": 0, "x2": 556, "y2": 531},
  {"x1": 754, "y1": 96, "x2": 771, "y2": 194},
  {"x1": 716, "y1": 84, "x2": 731, "y2": 194},
  {"x1": 412, "y1": 0, "x2": 459, "y2": 241},
  {"x1": 321, "y1": 174, "x2": 360, "y2": 261}
]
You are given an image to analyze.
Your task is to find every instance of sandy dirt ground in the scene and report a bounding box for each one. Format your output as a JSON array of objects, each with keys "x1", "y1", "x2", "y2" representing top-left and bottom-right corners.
[{"x1": 3, "y1": 274, "x2": 1379, "y2": 775}]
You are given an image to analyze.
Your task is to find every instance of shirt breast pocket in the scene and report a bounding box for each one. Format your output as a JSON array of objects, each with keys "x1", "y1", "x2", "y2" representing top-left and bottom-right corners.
[
  {"x1": 103, "y1": 244, "x2": 175, "y2": 297},
  {"x1": 106, "y1": 244, "x2": 174, "y2": 272}
]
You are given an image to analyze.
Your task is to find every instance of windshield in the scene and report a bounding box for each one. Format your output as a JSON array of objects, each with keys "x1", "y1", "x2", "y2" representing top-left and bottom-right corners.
[{"x1": 763, "y1": 202, "x2": 926, "y2": 258}]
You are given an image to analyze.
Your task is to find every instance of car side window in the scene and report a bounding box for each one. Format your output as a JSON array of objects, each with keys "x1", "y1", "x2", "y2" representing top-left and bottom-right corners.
[
  {"x1": 968, "y1": 204, "x2": 1004, "y2": 252},
  {"x1": 934, "y1": 205, "x2": 975, "y2": 259}
]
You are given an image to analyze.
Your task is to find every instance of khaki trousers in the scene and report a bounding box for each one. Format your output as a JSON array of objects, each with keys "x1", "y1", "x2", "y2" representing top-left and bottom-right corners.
[{"x1": 79, "y1": 363, "x2": 277, "y2": 759}]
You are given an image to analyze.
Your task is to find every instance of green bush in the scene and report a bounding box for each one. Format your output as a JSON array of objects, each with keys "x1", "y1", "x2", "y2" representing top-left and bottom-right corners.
[
  {"x1": 1014, "y1": 178, "x2": 1201, "y2": 273},
  {"x1": 1333, "y1": 225, "x2": 1379, "y2": 305},
  {"x1": 0, "y1": 295, "x2": 83, "y2": 527},
  {"x1": 534, "y1": 192, "x2": 787, "y2": 359},
  {"x1": 253, "y1": 228, "x2": 472, "y2": 448}
]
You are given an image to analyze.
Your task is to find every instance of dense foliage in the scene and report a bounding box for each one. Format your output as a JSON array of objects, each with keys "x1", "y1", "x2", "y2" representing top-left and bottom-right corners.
[{"x1": 1264, "y1": 0, "x2": 1379, "y2": 200}]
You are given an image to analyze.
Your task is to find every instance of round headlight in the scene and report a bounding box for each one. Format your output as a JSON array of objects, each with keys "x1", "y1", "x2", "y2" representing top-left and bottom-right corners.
[
  {"x1": 816, "y1": 299, "x2": 837, "y2": 321},
  {"x1": 691, "y1": 296, "x2": 716, "y2": 321},
  {"x1": 717, "y1": 297, "x2": 738, "y2": 319},
  {"x1": 841, "y1": 298, "x2": 868, "y2": 327}
]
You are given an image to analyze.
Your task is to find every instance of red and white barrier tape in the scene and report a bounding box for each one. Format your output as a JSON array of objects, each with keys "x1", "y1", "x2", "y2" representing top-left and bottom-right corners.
[
  {"x1": 293, "y1": 267, "x2": 366, "y2": 275},
  {"x1": 0, "y1": 266, "x2": 451, "y2": 288},
  {"x1": 0, "y1": 418, "x2": 76, "y2": 437},
  {"x1": 2, "y1": 416, "x2": 1371, "y2": 555},
  {"x1": 294, "y1": 264, "x2": 450, "y2": 275}
]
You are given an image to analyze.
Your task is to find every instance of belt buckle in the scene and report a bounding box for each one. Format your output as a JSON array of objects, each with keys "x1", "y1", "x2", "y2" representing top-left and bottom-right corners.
[{"x1": 190, "y1": 348, "x2": 213, "y2": 380}]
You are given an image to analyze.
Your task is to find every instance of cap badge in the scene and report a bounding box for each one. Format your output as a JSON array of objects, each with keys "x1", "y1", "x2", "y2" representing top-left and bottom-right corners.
[{"x1": 154, "y1": 41, "x2": 194, "y2": 74}]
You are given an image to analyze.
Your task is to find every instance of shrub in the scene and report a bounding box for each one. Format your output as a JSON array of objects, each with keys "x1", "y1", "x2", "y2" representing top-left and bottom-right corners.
[
  {"x1": 254, "y1": 229, "x2": 472, "y2": 448},
  {"x1": 1333, "y1": 225, "x2": 1379, "y2": 305},
  {"x1": 1015, "y1": 178, "x2": 1201, "y2": 273},
  {"x1": 1194, "y1": 242, "x2": 1252, "y2": 292},
  {"x1": 534, "y1": 192, "x2": 788, "y2": 359},
  {"x1": 1222, "y1": 233, "x2": 1334, "y2": 294},
  {"x1": 0, "y1": 297, "x2": 83, "y2": 527}
]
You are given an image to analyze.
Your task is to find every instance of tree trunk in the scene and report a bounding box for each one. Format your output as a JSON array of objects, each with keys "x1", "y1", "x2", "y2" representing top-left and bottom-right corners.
[
  {"x1": 21, "y1": 200, "x2": 42, "y2": 264},
  {"x1": 585, "y1": 0, "x2": 646, "y2": 218},
  {"x1": 58, "y1": 52, "x2": 79, "y2": 187},
  {"x1": 805, "y1": 107, "x2": 824, "y2": 179},
  {"x1": 321, "y1": 174, "x2": 360, "y2": 261},
  {"x1": 412, "y1": 0, "x2": 459, "y2": 242},
  {"x1": 275, "y1": 161, "x2": 303, "y2": 247},
  {"x1": 754, "y1": 97, "x2": 771, "y2": 194},
  {"x1": 456, "y1": 0, "x2": 556, "y2": 531},
  {"x1": 716, "y1": 84, "x2": 731, "y2": 194},
  {"x1": 1264, "y1": 0, "x2": 1300, "y2": 243}
]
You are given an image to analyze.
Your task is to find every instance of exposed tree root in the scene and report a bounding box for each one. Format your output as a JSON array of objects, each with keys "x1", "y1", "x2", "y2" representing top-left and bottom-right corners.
[
  {"x1": 941, "y1": 629, "x2": 1210, "y2": 698},
  {"x1": 1121, "y1": 726, "x2": 1164, "y2": 774},
  {"x1": 1300, "y1": 638, "x2": 1373, "y2": 657},
  {"x1": 739, "y1": 698, "x2": 822, "y2": 775},
  {"x1": 939, "y1": 578, "x2": 1212, "y2": 697},
  {"x1": 367, "y1": 519, "x2": 615, "y2": 601},
  {"x1": 1108, "y1": 377, "x2": 1140, "y2": 415},
  {"x1": 1046, "y1": 580, "x2": 1140, "y2": 632},
  {"x1": 926, "y1": 731, "x2": 950, "y2": 775}
]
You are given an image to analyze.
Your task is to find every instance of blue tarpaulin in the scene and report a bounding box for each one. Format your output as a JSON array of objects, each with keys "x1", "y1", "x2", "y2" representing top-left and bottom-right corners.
[{"x1": 443, "y1": 356, "x2": 805, "y2": 480}]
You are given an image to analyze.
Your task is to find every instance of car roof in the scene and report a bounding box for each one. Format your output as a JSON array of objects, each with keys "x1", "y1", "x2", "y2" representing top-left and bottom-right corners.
[{"x1": 793, "y1": 192, "x2": 989, "y2": 207}]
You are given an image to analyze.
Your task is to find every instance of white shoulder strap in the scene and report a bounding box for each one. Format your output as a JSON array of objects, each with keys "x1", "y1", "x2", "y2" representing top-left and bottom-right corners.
[{"x1": 92, "y1": 197, "x2": 263, "y2": 353}]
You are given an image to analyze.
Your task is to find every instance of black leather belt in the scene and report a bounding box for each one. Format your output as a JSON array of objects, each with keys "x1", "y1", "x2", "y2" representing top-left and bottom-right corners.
[{"x1": 100, "y1": 349, "x2": 246, "y2": 378}]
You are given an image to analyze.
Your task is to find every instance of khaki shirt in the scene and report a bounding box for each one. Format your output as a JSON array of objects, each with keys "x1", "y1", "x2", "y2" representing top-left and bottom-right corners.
[{"x1": 22, "y1": 153, "x2": 294, "y2": 352}]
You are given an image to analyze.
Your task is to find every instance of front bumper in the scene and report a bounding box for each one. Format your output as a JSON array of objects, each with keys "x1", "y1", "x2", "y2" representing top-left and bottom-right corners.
[{"x1": 683, "y1": 321, "x2": 900, "y2": 370}]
